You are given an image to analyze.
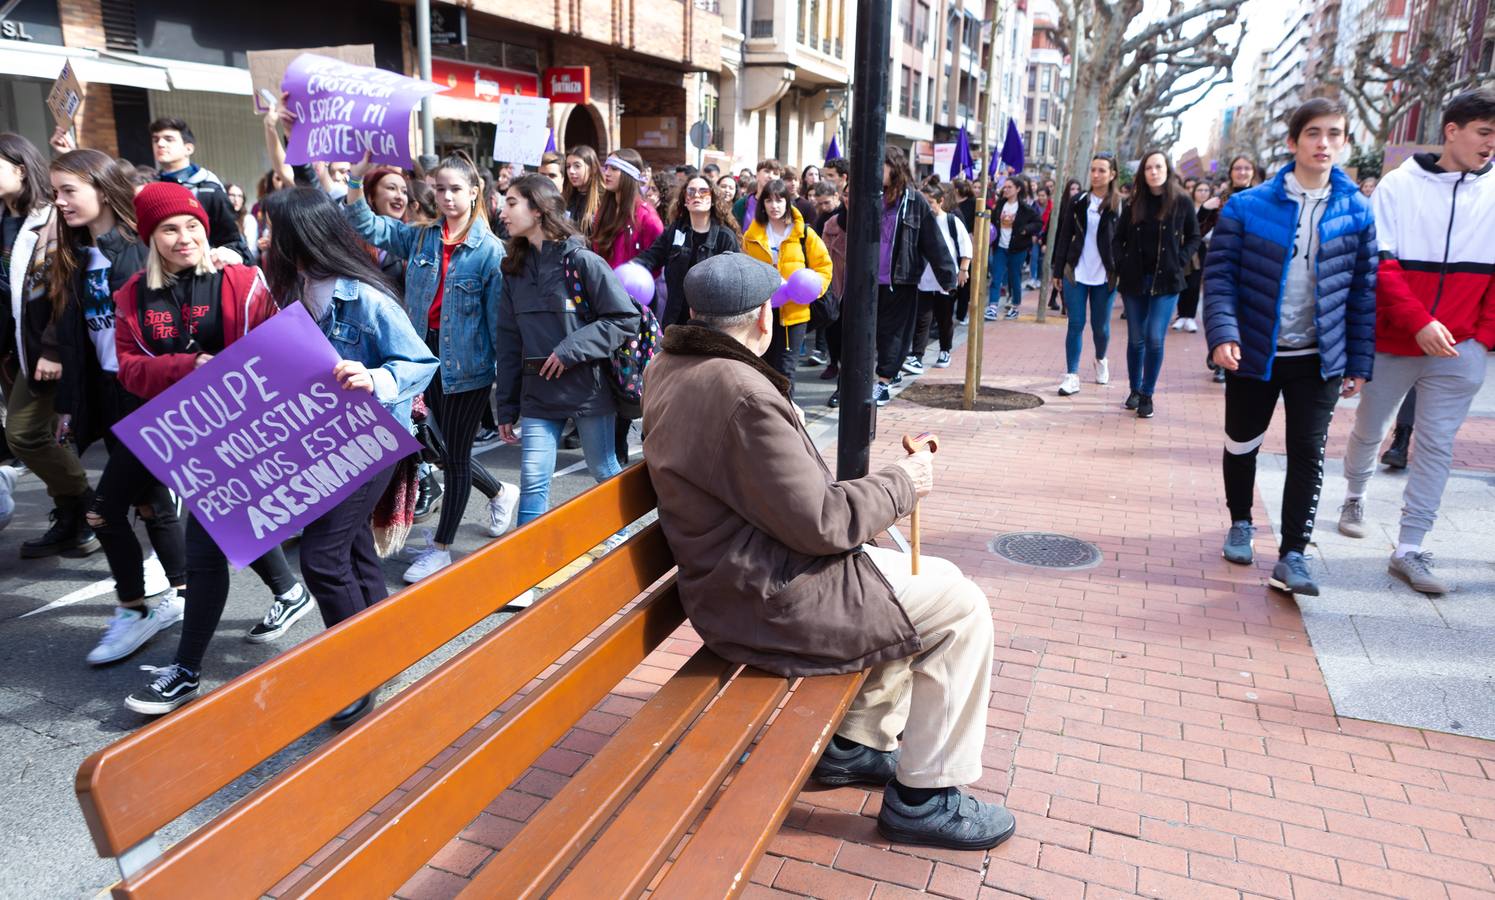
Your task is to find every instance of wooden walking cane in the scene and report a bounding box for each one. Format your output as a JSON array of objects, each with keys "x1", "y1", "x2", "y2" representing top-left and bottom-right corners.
[{"x1": 901, "y1": 432, "x2": 940, "y2": 575}]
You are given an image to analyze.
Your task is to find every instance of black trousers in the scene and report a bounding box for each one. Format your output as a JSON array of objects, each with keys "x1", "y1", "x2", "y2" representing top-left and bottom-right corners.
[
  {"x1": 954, "y1": 282, "x2": 972, "y2": 322},
  {"x1": 762, "y1": 312, "x2": 808, "y2": 399},
  {"x1": 299, "y1": 466, "x2": 394, "y2": 629},
  {"x1": 424, "y1": 332, "x2": 501, "y2": 545},
  {"x1": 875, "y1": 284, "x2": 919, "y2": 380},
  {"x1": 825, "y1": 318, "x2": 843, "y2": 366},
  {"x1": 913, "y1": 290, "x2": 955, "y2": 356},
  {"x1": 174, "y1": 518, "x2": 298, "y2": 672},
  {"x1": 1178, "y1": 268, "x2": 1204, "y2": 319},
  {"x1": 89, "y1": 375, "x2": 186, "y2": 603},
  {"x1": 1222, "y1": 355, "x2": 1341, "y2": 557}
]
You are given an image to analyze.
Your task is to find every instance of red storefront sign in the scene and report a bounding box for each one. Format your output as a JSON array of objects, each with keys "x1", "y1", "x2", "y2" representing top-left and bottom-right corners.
[
  {"x1": 544, "y1": 67, "x2": 591, "y2": 104},
  {"x1": 430, "y1": 58, "x2": 539, "y2": 101}
]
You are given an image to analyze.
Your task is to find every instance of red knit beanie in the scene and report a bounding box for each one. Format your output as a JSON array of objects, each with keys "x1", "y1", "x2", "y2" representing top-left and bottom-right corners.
[{"x1": 134, "y1": 181, "x2": 210, "y2": 241}]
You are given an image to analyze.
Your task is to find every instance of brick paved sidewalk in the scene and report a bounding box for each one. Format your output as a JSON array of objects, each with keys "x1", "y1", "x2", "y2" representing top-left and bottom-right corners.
[{"x1": 389, "y1": 312, "x2": 1495, "y2": 900}]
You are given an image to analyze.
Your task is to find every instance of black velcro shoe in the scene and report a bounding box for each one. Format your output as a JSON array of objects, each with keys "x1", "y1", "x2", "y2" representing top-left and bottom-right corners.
[
  {"x1": 811, "y1": 740, "x2": 899, "y2": 787},
  {"x1": 877, "y1": 785, "x2": 1017, "y2": 851}
]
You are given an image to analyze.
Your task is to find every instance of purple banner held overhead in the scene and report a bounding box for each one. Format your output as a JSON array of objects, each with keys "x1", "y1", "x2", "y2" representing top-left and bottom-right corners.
[
  {"x1": 113, "y1": 303, "x2": 421, "y2": 568},
  {"x1": 281, "y1": 53, "x2": 446, "y2": 169}
]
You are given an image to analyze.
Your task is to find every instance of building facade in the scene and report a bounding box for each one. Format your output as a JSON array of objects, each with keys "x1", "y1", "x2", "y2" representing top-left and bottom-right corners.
[{"x1": 1023, "y1": 0, "x2": 1066, "y2": 175}]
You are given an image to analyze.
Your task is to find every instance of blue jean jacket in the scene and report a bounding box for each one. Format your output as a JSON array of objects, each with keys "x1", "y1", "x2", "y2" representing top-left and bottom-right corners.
[
  {"x1": 317, "y1": 278, "x2": 439, "y2": 431},
  {"x1": 345, "y1": 199, "x2": 506, "y2": 394}
]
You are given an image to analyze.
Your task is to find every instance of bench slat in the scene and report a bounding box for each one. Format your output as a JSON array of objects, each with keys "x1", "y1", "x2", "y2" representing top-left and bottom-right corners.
[
  {"x1": 77, "y1": 466, "x2": 657, "y2": 860},
  {"x1": 458, "y1": 649, "x2": 736, "y2": 899},
  {"x1": 653, "y1": 672, "x2": 867, "y2": 899},
  {"x1": 281, "y1": 580, "x2": 688, "y2": 899},
  {"x1": 112, "y1": 525, "x2": 673, "y2": 900},
  {"x1": 549, "y1": 670, "x2": 791, "y2": 899}
]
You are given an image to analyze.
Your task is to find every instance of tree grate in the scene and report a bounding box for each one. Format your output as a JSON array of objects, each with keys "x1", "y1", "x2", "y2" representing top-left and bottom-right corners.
[{"x1": 989, "y1": 532, "x2": 1102, "y2": 570}]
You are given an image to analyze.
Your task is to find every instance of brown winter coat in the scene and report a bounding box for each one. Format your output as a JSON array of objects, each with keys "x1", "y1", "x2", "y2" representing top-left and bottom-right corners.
[{"x1": 641, "y1": 324, "x2": 922, "y2": 677}]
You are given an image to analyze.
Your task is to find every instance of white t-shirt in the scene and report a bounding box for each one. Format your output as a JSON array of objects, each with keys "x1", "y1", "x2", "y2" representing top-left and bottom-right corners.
[
  {"x1": 920, "y1": 212, "x2": 972, "y2": 293},
  {"x1": 81, "y1": 247, "x2": 118, "y2": 373},
  {"x1": 766, "y1": 220, "x2": 790, "y2": 264},
  {"x1": 997, "y1": 201, "x2": 1018, "y2": 249},
  {"x1": 1073, "y1": 194, "x2": 1108, "y2": 287}
]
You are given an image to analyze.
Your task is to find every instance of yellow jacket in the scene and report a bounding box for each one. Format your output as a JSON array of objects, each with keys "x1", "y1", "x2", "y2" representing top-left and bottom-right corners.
[{"x1": 741, "y1": 207, "x2": 835, "y2": 328}]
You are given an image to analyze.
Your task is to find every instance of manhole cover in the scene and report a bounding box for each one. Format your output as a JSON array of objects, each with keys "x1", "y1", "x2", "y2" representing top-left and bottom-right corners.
[
  {"x1": 897, "y1": 383, "x2": 1043, "y2": 411},
  {"x1": 989, "y1": 532, "x2": 1102, "y2": 569}
]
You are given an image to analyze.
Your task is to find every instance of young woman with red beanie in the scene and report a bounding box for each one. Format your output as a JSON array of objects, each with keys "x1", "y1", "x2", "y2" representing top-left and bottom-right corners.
[{"x1": 116, "y1": 181, "x2": 305, "y2": 716}]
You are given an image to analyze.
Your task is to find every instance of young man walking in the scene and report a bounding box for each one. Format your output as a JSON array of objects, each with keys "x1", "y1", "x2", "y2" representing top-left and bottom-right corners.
[
  {"x1": 1204, "y1": 98, "x2": 1379, "y2": 596},
  {"x1": 149, "y1": 117, "x2": 247, "y2": 259},
  {"x1": 1335, "y1": 88, "x2": 1495, "y2": 595}
]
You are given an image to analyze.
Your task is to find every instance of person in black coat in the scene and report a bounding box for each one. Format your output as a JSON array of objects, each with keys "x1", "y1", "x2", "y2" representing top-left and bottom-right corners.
[
  {"x1": 1113, "y1": 151, "x2": 1201, "y2": 418},
  {"x1": 632, "y1": 173, "x2": 742, "y2": 328},
  {"x1": 985, "y1": 177, "x2": 1041, "y2": 320},
  {"x1": 1050, "y1": 158, "x2": 1124, "y2": 397}
]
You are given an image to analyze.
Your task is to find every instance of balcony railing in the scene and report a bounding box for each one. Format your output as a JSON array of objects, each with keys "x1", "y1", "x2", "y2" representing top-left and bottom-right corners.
[{"x1": 750, "y1": 18, "x2": 773, "y2": 37}]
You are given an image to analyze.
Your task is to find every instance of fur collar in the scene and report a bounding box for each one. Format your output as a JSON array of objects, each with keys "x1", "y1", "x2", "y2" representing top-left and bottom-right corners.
[{"x1": 661, "y1": 324, "x2": 792, "y2": 399}]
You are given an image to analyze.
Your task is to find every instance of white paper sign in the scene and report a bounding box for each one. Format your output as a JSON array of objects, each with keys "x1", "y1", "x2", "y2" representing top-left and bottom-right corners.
[
  {"x1": 933, "y1": 143, "x2": 956, "y2": 178},
  {"x1": 492, "y1": 94, "x2": 552, "y2": 167}
]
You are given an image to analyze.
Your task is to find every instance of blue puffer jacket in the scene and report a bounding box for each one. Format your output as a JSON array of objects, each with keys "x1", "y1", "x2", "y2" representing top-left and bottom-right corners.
[{"x1": 1203, "y1": 164, "x2": 1377, "y2": 381}]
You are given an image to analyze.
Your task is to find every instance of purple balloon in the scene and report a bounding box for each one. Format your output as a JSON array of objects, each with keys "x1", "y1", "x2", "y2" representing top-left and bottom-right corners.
[
  {"x1": 989, "y1": 223, "x2": 997, "y2": 243},
  {"x1": 614, "y1": 263, "x2": 655, "y2": 304},
  {"x1": 769, "y1": 284, "x2": 793, "y2": 309},
  {"x1": 786, "y1": 268, "x2": 823, "y2": 304}
]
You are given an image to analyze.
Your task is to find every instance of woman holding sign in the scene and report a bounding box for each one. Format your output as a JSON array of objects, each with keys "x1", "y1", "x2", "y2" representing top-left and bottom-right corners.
[
  {"x1": 261, "y1": 187, "x2": 437, "y2": 724},
  {"x1": 113, "y1": 182, "x2": 306, "y2": 716},
  {"x1": 346, "y1": 151, "x2": 519, "y2": 584}
]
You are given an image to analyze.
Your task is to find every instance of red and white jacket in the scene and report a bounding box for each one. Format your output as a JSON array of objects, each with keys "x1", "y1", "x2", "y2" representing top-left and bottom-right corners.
[{"x1": 1371, "y1": 153, "x2": 1495, "y2": 356}]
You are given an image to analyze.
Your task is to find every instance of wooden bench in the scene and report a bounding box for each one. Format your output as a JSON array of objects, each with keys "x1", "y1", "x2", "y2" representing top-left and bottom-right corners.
[{"x1": 76, "y1": 464, "x2": 867, "y2": 898}]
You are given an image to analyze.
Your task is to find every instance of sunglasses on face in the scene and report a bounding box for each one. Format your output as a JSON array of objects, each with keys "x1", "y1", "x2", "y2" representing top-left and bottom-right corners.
[{"x1": 685, "y1": 188, "x2": 712, "y2": 198}]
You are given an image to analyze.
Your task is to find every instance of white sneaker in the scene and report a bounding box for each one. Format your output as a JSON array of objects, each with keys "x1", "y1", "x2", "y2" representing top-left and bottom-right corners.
[
  {"x1": 398, "y1": 526, "x2": 435, "y2": 561},
  {"x1": 141, "y1": 552, "x2": 171, "y2": 599},
  {"x1": 1058, "y1": 373, "x2": 1081, "y2": 396},
  {"x1": 487, "y1": 482, "x2": 520, "y2": 537},
  {"x1": 1183, "y1": 318, "x2": 1199, "y2": 333},
  {"x1": 1095, "y1": 359, "x2": 1110, "y2": 385},
  {"x1": 403, "y1": 547, "x2": 453, "y2": 583},
  {"x1": 902, "y1": 356, "x2": 925, "y2": 375},
  {"x1": 1170, "y1": 318, "x2": 1186, "y2": 331},
  {"x1": 152, "y1": 591, "x2": 184, "y2": 628},
  {"x1": 504, "y1": 589, "x2": 536, "y2": 609},
  {"x1": 934, "y1": 350, "x2": 952, "y2": 368},
  {"x1": 87, "y1": 600, "x2": 178, "y2": 666}
]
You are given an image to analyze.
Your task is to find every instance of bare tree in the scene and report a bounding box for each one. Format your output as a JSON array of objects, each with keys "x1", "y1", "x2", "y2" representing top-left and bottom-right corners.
[{"x1": 1112, "y1": 23, "x2": 1243, "y2": 159}]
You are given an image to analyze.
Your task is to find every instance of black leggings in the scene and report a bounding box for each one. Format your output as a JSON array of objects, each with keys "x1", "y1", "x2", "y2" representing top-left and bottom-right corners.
[
  {"x1": 88, "y1": 376, "x2": 186, "y2": 604},
  {"x1": 299, "y1": 466, "x2": 393, "y2": 628},
  {"x1": 424, "y1": 332, "x2": 501, "y2": 545},
  {"x1": 913, "y1": 290, "x2": 955, "y2": 356},
  {"x1": 1222, "y1": 355, "x2": 1341, "y2": 557},
  {"x1": 174, "y1": 518, "x2": 298, "y2": 672}
]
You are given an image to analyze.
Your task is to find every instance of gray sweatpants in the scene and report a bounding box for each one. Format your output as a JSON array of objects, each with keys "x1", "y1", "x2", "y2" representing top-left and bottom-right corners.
[{"x1": 1343, "y1": 340, "x2": 1487, "y2": 546}]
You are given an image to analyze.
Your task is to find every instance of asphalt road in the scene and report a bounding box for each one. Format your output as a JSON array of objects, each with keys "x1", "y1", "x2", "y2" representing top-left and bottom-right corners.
[{"x1": 0, "y1": 347, "x2": 865, "y2": 899}]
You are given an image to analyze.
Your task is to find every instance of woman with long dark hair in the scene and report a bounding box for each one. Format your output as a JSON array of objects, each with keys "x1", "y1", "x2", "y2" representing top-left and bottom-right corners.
[
  {"x1": 495, "y1": 175, "x2": 638, "y2": 590},
  {"x1": 985, "y1": 176, "x2": 1041, "y2": 321},
  {"x1": 347, "y1": 150, "x2": 519, "y2": 583},
  {"x1": 741, "y1": 178, "x2": 834, "y2": 393},
  {"x1": 632, "y1": 174, "x2": 741, "y2": 328},
  {"x1": 1114, "y1": 150, "x2": 1201, "y2": 419},
  {"x1": 260, "y1": 187, "x2": 437, "y2": 722},
  {"x1": 46, "y1": 149, "x2": 185, "y2": 666},
  {"x1": 0, "y1": 133, "x2": 100, "y2": 558},
  {"x1": 117, "y1": 182, "x2": 304, "y2": 715},
  {"x1": 563, "y1": 145, "x2": 604, "y2": 237},
  {"x1": 1051, "y1": 156, "x2": 1123, "y2": 398}
]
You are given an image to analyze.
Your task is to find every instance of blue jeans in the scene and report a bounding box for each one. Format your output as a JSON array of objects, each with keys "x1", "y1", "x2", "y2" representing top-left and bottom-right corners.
[
  {"x1": 988, "y1": 248, "x2": 1026, "y2": 310},
  {"x1": 517, "y1": 415, "x2": 621, "y2": 525},
  {"x1": 1120, "y1": 292, "x2": 1180, "y2": 396},
  {"x1": 1027, "y1": 243, "x2": 1043, "y2": 282},
  {"x1": 1063, "y1": 281, "x2": 1116, "y2": 374}
]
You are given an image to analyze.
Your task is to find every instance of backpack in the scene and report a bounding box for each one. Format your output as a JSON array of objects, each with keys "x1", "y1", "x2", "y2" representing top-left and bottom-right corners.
[
  {"x1": 801, "y1": 229, "x2": 842, "y2": 331},
  {"x1": 561, "y1": 247, "x2": 661, "y2": 420}
]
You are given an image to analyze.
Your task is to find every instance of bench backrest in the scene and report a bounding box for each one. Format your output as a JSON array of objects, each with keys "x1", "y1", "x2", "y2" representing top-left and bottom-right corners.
[{"x1": 76, "y1": 464, "x2": 666, "y2": 897}]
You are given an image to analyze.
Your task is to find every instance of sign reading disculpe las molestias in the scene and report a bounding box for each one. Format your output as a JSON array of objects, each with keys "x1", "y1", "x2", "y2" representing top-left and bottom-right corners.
[{"x1": 113, "y1": 304, "x2": 421, "y2": 568}]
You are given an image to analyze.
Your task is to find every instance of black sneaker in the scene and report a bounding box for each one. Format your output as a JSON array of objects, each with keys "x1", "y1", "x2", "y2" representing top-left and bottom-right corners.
[
  {"x1": 245, "y1": 583, "x2": 314, "y2": 644},
  {"x1": 812, "y1": 740, "x2": 899, "y2": 787},
  {"x1": 413, "y1": 468, "x2": 443, "y2": 524},
  {"x1": 125, "y1": 664, "x2": 200, "y2": 715},
  {"x1": 877, "y1": 785, "x2": 1017, "y2": 851},
  {"x1": 1213, "y1": 367, "x2": 1227, "y2": 384},
  {"x1": 472, "y1": 427, "x2": 502, "y2": 451},
  {"x1": 827, "y1": 390, "x2": 840, "y2": 408},
  {"x1": 873, "y1": 383, "x2": 892, "y2": 407},
  {"x1": 890, "y1": 372, "x2": 905, "y2": 387},
  {"x1": 1137, "y1": 394, "x2": 1155, "y2": 418},
  {"x1": 1123, "y1": 390, "x2": 1142, "y2": 411},
  {"x1": 21, "y1": 494, "x2": 101, "y2": 558}
]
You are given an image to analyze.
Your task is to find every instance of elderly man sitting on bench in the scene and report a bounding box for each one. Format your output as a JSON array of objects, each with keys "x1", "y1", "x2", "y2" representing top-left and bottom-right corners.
[{"x1": 640, "y1": 253, "x2": 1015, "y2": 851}]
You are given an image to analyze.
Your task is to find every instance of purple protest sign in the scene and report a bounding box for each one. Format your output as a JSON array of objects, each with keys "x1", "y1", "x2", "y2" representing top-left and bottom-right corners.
[
  {"x1": 281, "y1": 53, "x2": 446, "y2": 169},
  {"x1": 113, "y1": 303, "x2": 421, "y2": 568}
]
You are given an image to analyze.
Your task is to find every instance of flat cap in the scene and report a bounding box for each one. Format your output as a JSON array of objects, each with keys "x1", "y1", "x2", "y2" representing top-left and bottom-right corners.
[{"x1": 683, "y1": 252, "x2": 780, "y2": 318}]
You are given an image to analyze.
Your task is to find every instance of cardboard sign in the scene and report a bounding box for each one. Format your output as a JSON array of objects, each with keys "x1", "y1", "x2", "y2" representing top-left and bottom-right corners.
[
  {"x1": 248, "y1": 45, "x2": 376, "y2": 115},
  {"x1": 281, "y1": 53, "x2": 447, "y2": 168},
  {"x1": 112, "y1": 303, "x2": 421, "y2": 568},
  {"x1": 492, "y1": 93, "x2": 551, "y2": 167},
  {"x1": 46, "y1": 61, "x2": 83, "y2": 129},
  {"x1": 933, "y1": 142, "x2": 955, "y2": 178}
]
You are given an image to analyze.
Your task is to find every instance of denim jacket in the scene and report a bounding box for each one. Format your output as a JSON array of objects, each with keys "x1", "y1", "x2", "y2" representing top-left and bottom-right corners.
[
  {"x1": 309, "y1": 277, "x2": 439, "y2": 431},
  {"x1": 345, "y1": 199, "x2": 505, "y2": 393}
]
